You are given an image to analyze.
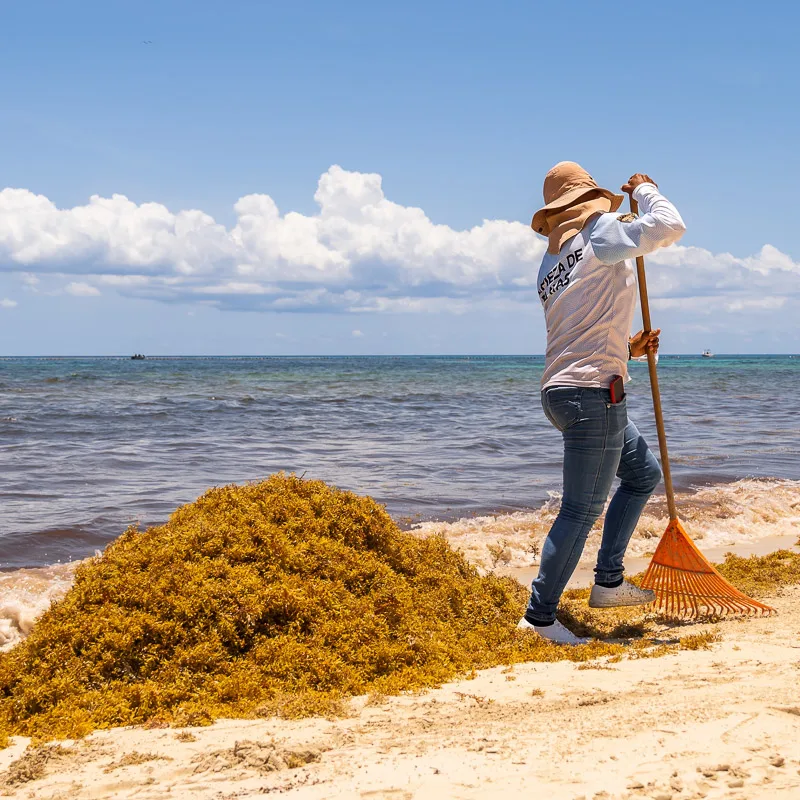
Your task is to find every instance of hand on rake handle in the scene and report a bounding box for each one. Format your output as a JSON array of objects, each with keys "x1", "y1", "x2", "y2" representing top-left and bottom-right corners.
[
  {"x1": 629, "y1": 328, "x2": 661, "y2": 358},
  {"x1": 621, "y1": 173, "x2": 658, "y2": 195}
]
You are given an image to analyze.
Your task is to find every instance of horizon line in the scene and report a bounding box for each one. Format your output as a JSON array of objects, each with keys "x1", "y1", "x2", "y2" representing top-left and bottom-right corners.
[{"x1": 1, "y1": 353, "x2": 798, "y2": 359}]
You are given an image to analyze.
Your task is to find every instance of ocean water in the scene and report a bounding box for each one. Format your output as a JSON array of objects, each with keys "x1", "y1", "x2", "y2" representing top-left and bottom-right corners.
[
  {"x1": 1, "y1": 355, "x2": 799, "y2": 646},
  {"x1": 1, "y1": 354, "x2": 798, "y2": 570}
]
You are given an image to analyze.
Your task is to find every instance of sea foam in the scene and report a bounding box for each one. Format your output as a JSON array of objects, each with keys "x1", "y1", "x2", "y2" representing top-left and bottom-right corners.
[
  {"x1": 413, "y1": 478, "x2": 800, "y2": 571},
  {"x1": 0, "y1": 562, "x2": 80, "y2": 650}
]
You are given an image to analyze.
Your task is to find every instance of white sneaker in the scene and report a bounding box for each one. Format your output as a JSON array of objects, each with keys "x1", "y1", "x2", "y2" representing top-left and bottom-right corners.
[
  {"x1": 517, "y1": 617, "x2": 589, "y2": 646},
  {"x1": 589, "y1": 580, "x2": 655, "y2": 608}
]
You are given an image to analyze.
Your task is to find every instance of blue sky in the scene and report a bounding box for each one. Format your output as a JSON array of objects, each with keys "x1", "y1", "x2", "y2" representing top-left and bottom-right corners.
[{"x1": 1, "y1": 0, "x2": 798, "y2": 355}]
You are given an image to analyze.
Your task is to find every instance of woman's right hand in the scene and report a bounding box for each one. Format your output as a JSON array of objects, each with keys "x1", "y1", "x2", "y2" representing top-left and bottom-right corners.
[{"x1": 630, "y1": 328, "x2": 661, "y2": 358}]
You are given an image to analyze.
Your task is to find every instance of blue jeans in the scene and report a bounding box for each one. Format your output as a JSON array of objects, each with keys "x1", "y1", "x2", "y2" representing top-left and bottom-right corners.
[{"x1": 525, "y1": 386, "x2": 662, "y2": 624}]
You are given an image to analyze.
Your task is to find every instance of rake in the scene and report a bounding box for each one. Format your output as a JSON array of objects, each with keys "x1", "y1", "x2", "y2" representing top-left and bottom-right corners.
[{"x1": 629, "y1": 196, "x2": 775, "y2": 619}]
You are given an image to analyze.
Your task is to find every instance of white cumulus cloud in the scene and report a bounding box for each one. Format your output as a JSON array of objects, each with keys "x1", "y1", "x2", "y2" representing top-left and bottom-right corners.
[
  {"x1": 65, "y1": 282, "x2": 101, "y2": 297},
  {"x1": 0, "y1": 298, "x2": 17, "y2": 308},
  {"x1": 0, "y1": 165, "x2": 797, "y2": 322}
]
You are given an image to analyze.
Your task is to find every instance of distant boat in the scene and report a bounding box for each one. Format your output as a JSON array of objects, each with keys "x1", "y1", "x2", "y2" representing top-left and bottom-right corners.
[
  {"x1": 131, "y1": 354, "x2": 146, "y2": 360},
  {"x1": 702, "y1": 349, "x2": 714, "y2": 358}
]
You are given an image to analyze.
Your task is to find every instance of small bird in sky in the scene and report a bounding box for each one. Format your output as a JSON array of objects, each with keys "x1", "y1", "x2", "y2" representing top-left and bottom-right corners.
[{"x1": 142, "y1": 40, "x2": 153, "y2": 45}]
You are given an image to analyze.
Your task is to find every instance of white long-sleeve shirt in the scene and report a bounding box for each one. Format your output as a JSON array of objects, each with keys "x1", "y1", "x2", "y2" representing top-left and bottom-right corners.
[{"x1": 537, "y1": 182, "x2": 685, "y2": 390}]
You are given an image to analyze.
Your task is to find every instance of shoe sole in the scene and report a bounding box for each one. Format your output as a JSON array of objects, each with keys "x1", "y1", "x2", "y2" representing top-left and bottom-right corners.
[
  {"x1": 535, "y1": 632, "x2": 589, "y2": 646},
  {"x1": 588, "y1": 595, "x2": 655, "y2": 609},
  {"x1": 545, "y1": 638, "x2": 589, "y2": 646}
]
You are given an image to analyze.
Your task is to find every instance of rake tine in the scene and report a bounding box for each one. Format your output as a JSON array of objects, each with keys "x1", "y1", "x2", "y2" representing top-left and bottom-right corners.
[{"x1": 644, "y1": 525, "x2": 775, "y2": 620}]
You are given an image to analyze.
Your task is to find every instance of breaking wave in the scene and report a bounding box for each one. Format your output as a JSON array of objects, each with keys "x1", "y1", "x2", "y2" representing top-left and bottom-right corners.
[{"x1": 413, "y1": 478, "x2": 800, "y2": 571}]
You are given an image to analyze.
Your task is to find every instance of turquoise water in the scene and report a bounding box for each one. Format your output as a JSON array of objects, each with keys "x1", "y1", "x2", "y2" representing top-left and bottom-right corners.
[{"x1": 1, "y1": 355, "x2": 798, "y2": 570}]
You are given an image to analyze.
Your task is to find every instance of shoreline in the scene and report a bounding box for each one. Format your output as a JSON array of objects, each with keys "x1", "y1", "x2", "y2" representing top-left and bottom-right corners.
[
  {"x1": 413, "y1": 477, "x2": 800, "y2": 573},
  {"x1": 5, "y1": 474, "x2": 797, "y2": 571},
  {"x1": 2, "y1": 478, "x2": 799, "y2": 650}
]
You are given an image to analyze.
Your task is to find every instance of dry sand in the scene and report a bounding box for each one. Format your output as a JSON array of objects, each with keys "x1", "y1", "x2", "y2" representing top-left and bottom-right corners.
[{"x1": 2, "y1": 573, "x2": 799, "y2": 798}]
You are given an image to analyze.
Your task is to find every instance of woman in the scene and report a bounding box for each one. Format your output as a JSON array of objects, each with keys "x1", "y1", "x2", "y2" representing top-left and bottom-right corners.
[{"x1": 520, "y1": 162, "x2": 686, "y2": 645}]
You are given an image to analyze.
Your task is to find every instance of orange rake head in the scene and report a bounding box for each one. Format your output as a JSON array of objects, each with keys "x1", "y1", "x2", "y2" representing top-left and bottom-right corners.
[{"x1": 641, "y1": 519, "x2": 775, "y2": 619}]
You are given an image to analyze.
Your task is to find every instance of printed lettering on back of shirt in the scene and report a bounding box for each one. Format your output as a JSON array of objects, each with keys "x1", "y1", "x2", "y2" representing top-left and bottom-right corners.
[{"x1": 538, "y1": 247, "x2": 583, "y2": 304}]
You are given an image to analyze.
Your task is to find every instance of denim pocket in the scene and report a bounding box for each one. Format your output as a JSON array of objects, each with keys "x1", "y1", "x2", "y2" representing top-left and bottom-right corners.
[
  {"x1": 608, "y1": 394, "x2": 628, "y2": 428},
  {"x1": 542, "y1": 388, "x2": 582, "y2": 431}
]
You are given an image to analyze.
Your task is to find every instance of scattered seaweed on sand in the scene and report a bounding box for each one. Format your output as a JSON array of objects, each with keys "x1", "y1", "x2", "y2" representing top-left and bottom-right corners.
[
  {"x1": 0, "y1": 475, "x2": 643, "y2": 745},
  {"x1": 1, "y1": 744, "x2": 66, "y2": 786},
  {"x1": 0, "y1": 741, "x2": 108, "y2": 788},
  {"x1": 192, "y1": 739, "x2": 321, "y2": 775},
  {"x1": 715, "y1": 549, "x2": 800, "y2": 598},
  {"x1": 679, "y1": 630, "x2": 722, "y2": 650}
]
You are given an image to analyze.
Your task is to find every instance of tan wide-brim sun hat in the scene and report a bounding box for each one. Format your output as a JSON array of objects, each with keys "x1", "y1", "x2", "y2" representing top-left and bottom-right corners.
[{"x1": 531, "y1": 161, "x2": 624, "y2": 237}]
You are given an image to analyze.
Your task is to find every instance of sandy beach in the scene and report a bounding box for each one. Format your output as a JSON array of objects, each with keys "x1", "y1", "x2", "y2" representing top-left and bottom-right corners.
[{"x1": 2, "y1": 535, "x2": 798, "y2": 800}]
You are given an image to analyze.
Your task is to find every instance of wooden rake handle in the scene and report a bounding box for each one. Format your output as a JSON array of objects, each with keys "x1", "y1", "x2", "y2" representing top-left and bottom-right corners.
[{"x1": 630, "y1": 196, "x2": 678, "y2": 520}]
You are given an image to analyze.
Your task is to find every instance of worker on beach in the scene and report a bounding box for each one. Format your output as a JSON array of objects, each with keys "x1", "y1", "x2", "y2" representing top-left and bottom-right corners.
[{"x1": 520, "y1": 162, "x2": 686, "y2": 645}]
